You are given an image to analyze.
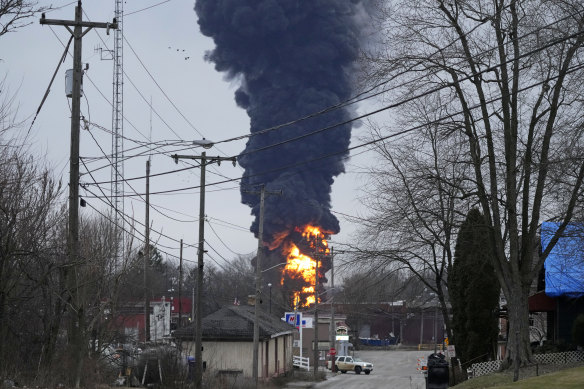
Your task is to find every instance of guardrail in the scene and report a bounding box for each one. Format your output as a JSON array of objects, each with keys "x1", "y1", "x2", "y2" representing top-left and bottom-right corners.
[{"x1": 293, "y1": 355, "x2": 310, "y2": 371}]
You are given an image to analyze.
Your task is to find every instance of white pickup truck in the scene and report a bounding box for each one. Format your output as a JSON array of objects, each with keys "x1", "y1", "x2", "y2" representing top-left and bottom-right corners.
[{"x1": 329, "y1": 355, "x2": 373, "y2": 375}]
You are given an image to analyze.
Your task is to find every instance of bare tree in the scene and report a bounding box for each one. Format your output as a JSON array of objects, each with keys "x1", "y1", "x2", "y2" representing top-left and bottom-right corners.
[
  {"x1": 205, "y1": 254, "x2": 255, "y2": 312},
  {"x1": 339, "y1": 269, "x2": 426, "y2": 342},
  {"x1": 362, "y1": 0, "x2": 584, "y2": 367},
  {"x1": 353, "y1": 101, "x2": 473, "y2": 341},
  {"x1": 78, "y1": 212, "x2": 124, "y2": 363},
  {"x1": 0, "y1": 147, "x2": 64, "y2": 377},
  {"x1": 0, "y1": 0, "x2": 48, "y2": 38}
]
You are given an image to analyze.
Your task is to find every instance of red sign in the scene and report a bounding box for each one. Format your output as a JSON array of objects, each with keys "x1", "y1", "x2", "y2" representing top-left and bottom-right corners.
[{"x1": 329, "y1": 348, "x2": 336, "y2": 355}]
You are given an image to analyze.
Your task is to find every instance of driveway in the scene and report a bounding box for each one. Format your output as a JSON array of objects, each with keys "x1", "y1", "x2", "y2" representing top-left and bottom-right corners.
[{"x1": 313, "y1": 349, "x2": 429, "y2": 389}]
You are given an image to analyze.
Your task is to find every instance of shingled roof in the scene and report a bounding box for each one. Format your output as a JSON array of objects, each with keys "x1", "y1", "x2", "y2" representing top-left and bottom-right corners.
[{"x1": 173, "y1": 305, "x2": 295, "y2": 341}]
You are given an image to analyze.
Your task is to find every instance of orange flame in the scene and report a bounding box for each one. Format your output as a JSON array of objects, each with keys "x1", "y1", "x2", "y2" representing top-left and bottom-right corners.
[
  {"x1": 280, "y1": 225, "x2": 331, "y2": 307},
  {"x1": 281, "y1": 243, "x2": 315, "y2": 284}
]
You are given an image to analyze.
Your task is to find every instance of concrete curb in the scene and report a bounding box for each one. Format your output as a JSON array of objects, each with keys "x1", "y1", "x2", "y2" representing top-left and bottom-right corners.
[{"x1": 284, "y1": 382, "x2": 315, "y2": 388}]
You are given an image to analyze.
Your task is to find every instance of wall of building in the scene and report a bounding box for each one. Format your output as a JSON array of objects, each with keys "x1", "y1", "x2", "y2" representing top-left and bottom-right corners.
[
  {"x1": 300, "y1": 318, "x2": 335, "y2": 367},
  {"x1": 265, "y1": 335, "x2": 293, "y2": 376},
  {"x1": 181, "y1": 335, "x2": 293, "y2": 378}
]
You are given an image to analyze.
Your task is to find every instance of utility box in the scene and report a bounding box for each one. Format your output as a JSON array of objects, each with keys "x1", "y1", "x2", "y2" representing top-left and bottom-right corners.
[
  {"x1": 426, "y1": 352, "x2": 449, "y2": 389},
  {"x1": 65, "y1": 69, "x2": 83, "y2": 98}
]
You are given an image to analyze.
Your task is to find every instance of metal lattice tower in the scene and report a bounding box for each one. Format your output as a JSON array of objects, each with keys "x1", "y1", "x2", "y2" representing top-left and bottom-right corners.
[{"x1": 111, "y1": 0, "x2": 124, "y2": 260}]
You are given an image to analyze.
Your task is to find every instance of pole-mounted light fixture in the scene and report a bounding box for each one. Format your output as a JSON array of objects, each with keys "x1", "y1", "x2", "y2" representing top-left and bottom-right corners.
[{"x1": 192, "y1": 138, "x2": 214, "y2": 149}]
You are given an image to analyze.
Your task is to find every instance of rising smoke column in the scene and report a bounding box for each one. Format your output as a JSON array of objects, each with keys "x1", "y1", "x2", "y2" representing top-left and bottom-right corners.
[{"x1": 194, "y1": 1, "x2": 365, "y2": 247}]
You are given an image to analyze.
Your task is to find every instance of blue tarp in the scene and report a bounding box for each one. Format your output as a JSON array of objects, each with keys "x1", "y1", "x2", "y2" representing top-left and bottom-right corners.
[
  {"x1": 359, "y1": 337, "x2": 397, "y2": 346},
  {"x1": 541, "y1": 222, "x2": 584, "y2": 297}
]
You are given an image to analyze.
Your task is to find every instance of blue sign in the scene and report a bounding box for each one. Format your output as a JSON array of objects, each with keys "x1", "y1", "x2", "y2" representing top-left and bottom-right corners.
[{"x1": 284, "y1": 312, "x2": 301, "y2": 326}]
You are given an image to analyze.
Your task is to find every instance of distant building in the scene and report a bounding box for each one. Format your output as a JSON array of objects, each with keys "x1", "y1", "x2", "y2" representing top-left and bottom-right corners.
[
  {"x1": 110, "y1": 296, "x2": 192, "y2": 343},
  {"x1": 333, "y1": 300, "x2": 445, "y2": 347}
]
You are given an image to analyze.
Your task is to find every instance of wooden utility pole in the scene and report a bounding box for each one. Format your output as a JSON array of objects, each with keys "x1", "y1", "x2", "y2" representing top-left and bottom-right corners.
[
  {"x1": 329, "y1": 247, "x2": 336, "y2": 372},
  {"x1": 144, "y1": 159, "x2": 151, "y2": 342},
  {"x1": 178, "y1": 239, "x2": 183, "y2": 329},
  {"x1": 420, "y1": 307, "x2": 424, "y2": 346},
  {"x1": 246, "y1": 185, "x2": 281, "y2": 386},
  {"x1": 40, "y1": 3, "x2": 116, "y2": 387},
  {"x1": 253, "y1": 185, "x2": 266, "y2": 386},
  {"x1": 171, "y1": 152, "x2": 236, "y2": 389},
  {"x1": 313, "y1": 238, "x2": 319, "y2": 376}
]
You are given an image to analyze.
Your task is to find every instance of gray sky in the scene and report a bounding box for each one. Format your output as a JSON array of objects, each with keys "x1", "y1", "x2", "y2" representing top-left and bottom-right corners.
[{"x1": 1, "y1": 0, "x2": 373, "y2": 282}]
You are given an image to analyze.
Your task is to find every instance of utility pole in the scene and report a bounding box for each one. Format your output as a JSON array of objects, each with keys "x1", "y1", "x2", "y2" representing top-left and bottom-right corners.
[
  {"x1": 268, "y1": 283, "x2": 272, "y2": 314},
  {"x1": 313, "y1": 239, "x2": 319, "y2": 376},
  {"x1": 40, "y1": 4, "x2": 116, "y2": 387},
  {"x1": 144, "y1": 159, "x2": 151, "y2": 342},
  {"x1": 329, "y1": 247, "x2": 336, "y2": 372},
  {"x1": 245, "y1": 185, "x2": 281, "y2": 386},
  {"x1": 420, "y1": 306, "x2": 424, "y2": 346},
  {"x1": 294, "y1": 296, "x2": 302, "y2": 358},
  {"x1": 434, "y1": 303, "x2": 438, "y2": 353},
  {"x1": 178, "y1": 239, "x2": 183, "y2": 329},
  {"x1": 171, "y1": 152, "x2": 236, "y2": 389}
]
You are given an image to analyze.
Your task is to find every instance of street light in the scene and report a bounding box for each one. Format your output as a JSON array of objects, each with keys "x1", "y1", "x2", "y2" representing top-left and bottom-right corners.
[
  {"x1": 268, "y1": 283, "x2": 272, "y2": 314},
  {"x1": 192, "y1": 138, "x2": 214, "y2": 149},
  {"x1": 171, "y1": 141, "x2": 236, "y2": 389}
]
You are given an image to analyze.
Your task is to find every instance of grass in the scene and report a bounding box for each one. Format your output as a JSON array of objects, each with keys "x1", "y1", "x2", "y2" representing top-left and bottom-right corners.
[{"x1": 451, "y1": 366, "x2": 584, "y2": 388}]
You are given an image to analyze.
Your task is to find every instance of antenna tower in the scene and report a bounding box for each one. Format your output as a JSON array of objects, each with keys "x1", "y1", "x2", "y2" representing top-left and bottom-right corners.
[{"x1": 112, "y1": 0, "x2": 125, "y2": 260}]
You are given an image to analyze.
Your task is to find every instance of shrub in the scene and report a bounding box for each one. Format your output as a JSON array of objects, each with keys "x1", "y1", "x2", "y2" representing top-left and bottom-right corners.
[{"x1": 572, "y1": 314, "x2": 584, "y2": 348}]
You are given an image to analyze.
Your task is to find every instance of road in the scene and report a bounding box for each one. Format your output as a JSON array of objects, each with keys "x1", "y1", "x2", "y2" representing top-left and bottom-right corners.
[{"x1": 313, "y1": 350, "x2": 429, "y2": 389}]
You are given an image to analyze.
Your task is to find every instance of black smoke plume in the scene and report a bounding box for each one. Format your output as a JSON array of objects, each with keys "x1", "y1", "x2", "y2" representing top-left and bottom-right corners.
[{"x1": 195, "y1": 0, "x2": 367, "y2": 301}]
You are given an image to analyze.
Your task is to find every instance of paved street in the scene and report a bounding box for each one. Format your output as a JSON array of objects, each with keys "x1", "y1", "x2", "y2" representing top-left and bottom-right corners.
[{"x1": 313, "y1": 350, "x2": 429, "y2": 389}]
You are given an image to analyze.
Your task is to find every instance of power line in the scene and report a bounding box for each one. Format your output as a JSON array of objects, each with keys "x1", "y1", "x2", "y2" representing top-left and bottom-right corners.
[
  {"x1": 85, "y1": 161, "x2": 201, "y2": 184},
  {"x1": 70, "y1": 9, "x2": 212, "y2": 189},
  {"x1": 82, "y1": 9, "x2": 186, "y2": 142},
  {"x1": 45, "y1": 24, "x2": 155, "y2": 147},
  {"x1": 236, "y1": 27, "x2": 584, "y2": 161},
  {"x1": 81, "y1": 18, "x2": 226, "y2": 185},
  {"x1": 207, "y1": 217, "x2": 250, "y2": 232},
  {"x1": 62, "y1": 6, "x2": 584, "y2": 200},
  {"x1": 48, "y1": 1, "x2": 78, "y2": 12},
  {"x1": 87, "y1": 53, "x2": 584, "y2": 199},
  {"x1": 125, "y1": 0, "x2": 172, "y2": 17},
  {"x1": 210, "y1": 11, "x2": 582, "y2": 148},
  {"x1": 80, "y1": 9, "x2": 233, "y2": 197},
  {"x1": 123, "y1": 34, "x2": 205, "y2": 139},
  {"x1": 82, "y1": 184, "x2": 191, "y2": 253},
  {"x1": 81, "y1": 129, "x2": 246, "y2": 261},
  {"x1": 75, "y1": 2, "x2": 562, "y2": 169},
  {"x1": 82, "y1": 197, "x2": 194, "y2": 264},
  {"x1": 80, "y1": 144, "x2": 195, "y2": 175},
  {"x1": 43, "y1": 5, "x2": 582, "y2": 162},
  {"x1": 204, "y1": 241, "x2": 231, "y2": 266},
  {"x1": 206, "y1": 220, "x2": 250, "y2": 256},
  {"x1": 81, "y1": 17, "x2": 577, "y2": 181},
  {"x1": 82, "y1": 126, "x2": 206, "y2": 226}
]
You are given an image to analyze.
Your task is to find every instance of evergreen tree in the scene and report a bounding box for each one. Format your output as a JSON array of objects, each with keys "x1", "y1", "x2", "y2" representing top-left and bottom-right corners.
[{"x1": 449, "y1": 209, "x2": 500, "y2": 366}]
